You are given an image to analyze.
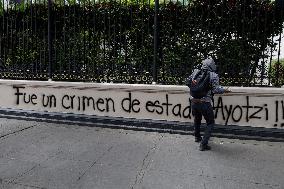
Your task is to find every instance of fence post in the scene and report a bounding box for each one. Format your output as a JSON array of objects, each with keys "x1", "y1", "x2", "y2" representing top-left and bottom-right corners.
[
  {"x1": 275, "y1": 0, "x2": 284, "y2": 87},
  {"x1": 48, "y1": 0, "x2": 53, "y2": 81},
  {"x1": 153, "y1": 0, "x2": 159, "y2": 84}
]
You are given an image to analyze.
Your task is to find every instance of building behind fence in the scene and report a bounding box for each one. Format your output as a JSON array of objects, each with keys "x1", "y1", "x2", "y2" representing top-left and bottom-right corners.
[{"x1": 0, "y1": 0, "x2": 284, "y2": 86}]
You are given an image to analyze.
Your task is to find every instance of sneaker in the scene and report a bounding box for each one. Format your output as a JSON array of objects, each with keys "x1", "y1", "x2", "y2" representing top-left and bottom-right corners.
[
  {"x1": 199, "y1": 144, "x2": 211, "y2": 151},
  {"x1": 195, "y1": 137, "x2": 202, "y2": 143}
]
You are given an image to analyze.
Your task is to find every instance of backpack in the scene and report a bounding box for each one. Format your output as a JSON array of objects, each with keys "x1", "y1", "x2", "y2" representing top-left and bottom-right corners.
[{"x1": 188, "y1": 70, "x2": 211, "y2": 99}]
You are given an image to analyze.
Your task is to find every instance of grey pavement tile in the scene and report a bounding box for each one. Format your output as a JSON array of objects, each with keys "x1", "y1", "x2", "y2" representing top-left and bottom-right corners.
[
  {"x1": 210, "y1": 139, "x2": 284, "y2": 163},
  {"x1": 198, "y1": 162, "x2": 283, "y2": 188},
  {"x1": 0, "y1": 118, "x2": 37, "y2": 138},
  {"x1": 0, "y1": 123, "x2": 104, "y2": 163},
  {"x1": 0, "y1": 126, "x2": 67, "y2": 163},
  {"x1": 191, "y1": 143, "x2": 284, "y2": 186},
  {"x1": 0, "y1": 181, "x2": 44, "y2": 189},
  {"x1": 142, "y1": 136, "x2": 203, "y2": 175},
  {"x1": 14, "y1": 157, "x2": 91, "y2": 189},
  {"x1": 0, "y1": 118, "x2": 283, "y2": 189},
  {"x1": 202, "y1": 176, "x2": 282, "y2": 189},
  {"x1": 73, "y1": 162, "x2": 140, "y2": 189},
  {"x1": 98, "y1": 137, "x2": 158, "y2": 168},
  {"x1": 0, "y1": 158, "x2": 38, "y2": 182},
  {"x1": 72, "y1": 132, "x2": 159, "y2": 189},
  {"x1": 137, "y1": 168, "x2": 282, "y2": 189},
  {"x1": 53, "y1": 129, "x2": 123, "y2": 162},
  {"x1": 134, "y1": 168, "x2": 205, "y2": 189},
  {"x1": 138, "y1": 135, "x2": 284, "y2": 189}
]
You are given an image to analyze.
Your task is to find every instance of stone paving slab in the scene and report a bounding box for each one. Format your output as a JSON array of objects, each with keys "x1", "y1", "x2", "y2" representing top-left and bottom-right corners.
[
  {"x1": 0, "y1": 117, "x2": 35, "y2": 139},
  {"x1": 0, "y1": 118, "x2": 283, "y2": 189}
]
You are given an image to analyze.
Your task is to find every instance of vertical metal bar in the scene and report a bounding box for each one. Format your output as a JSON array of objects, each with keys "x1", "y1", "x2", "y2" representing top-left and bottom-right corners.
[
  {"x1": 35, "y1": 0, "x2": 38, "y2": 74},
  {"x1": 275, "y1": 30, "x2": 282, "y2": 87},
  {"x1": 30, "y1": 0, "x2": 33, "y2": 75},
  {"x1": 0, "y1": 0, "x2": 6, "y2": 72},
  {"x1": 87, "y1": 0, "x2": 91, "y2": 78},
  {"x1": 68, "y1": 1, "x2": 71, "y2": 74},
  {"x1": 54, "y1": 19, "x2": 57, "y2": 78},
  {"x1": 83, "y1": 0, "x2": 86, "y2": 77},
  {"x1": 92, "y1": 0, "x2": 96, "y2": 76},
  {"x1": 268, "y1": 35, "x2": 274, "y2": 86},
  {"x1": 72, "y1": 0, "x2": 76, "y2": 75},
  {"x1": 108, "y1": 0, "x2": 111, "y2": 67},
  {"x1": 147, "y1": 0, "x2": 154, "y2": 74},
  {"x1": 0, "y1": 0, "x2": 2, "y2": 58},
  {"x1": 112, "y1": 0, "x2": 116, "y2": 68},
  {"x1": 261, "y1": 3, "x2": 269, "y2": 86},
  {"x1": 48, "y1": 0, "x2": 52, "y2": 80},
  {"x1": 123, "y1": 0, "x2": 127, "y2": 65},
  {"x1": 62, "y1": 0, "x2": 66, "y2": 76},
  {"x1": 0, "y1": 0, "x2": 2, "y2": 69},
  {"x1": 103, "y1": 0, "x2": 106, "y2": 65},
  {"x1": 78, "y1": 0, "x2": 82, "y2": 79},
  {"x1": 118, "y1": 0, "x2": 122, "y2": 78},
  {"x1": 140, "y1": 0, "x2": 145, "y2": 80},
  {"x1": 3, "y1": 1, "x2": 9, "y2": 68},
  {"x1": 6, "y1": 0, "x2": 10, "y2": 70},
  {"x1": 153, "y1": 0, "x2": 159, "y2": 84}
]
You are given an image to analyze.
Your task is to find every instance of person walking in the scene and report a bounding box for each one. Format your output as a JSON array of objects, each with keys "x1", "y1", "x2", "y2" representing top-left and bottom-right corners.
[{"x1": 186, "y1": 58, "x2": 231, "y2": 151}]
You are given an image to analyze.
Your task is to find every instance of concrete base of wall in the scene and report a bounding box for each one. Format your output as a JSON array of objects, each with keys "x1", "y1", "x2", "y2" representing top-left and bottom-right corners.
[{"x1": 1, "y1": 108, "x2": 283, "y2": 142}]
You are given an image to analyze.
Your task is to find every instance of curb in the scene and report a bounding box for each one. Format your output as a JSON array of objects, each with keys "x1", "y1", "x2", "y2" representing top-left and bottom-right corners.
[{"x1": 0, "y1": 108, "x2": 283, "y2": 142}]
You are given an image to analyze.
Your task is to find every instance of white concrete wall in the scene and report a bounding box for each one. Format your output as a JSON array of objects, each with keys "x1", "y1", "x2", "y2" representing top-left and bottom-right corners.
[{"x1": 0, "y1": 79, "x2": 283, "y2": 129}]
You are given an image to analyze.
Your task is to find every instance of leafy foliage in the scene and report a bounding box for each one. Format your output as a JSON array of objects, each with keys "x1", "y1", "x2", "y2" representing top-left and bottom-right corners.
[
  {"x1": 269, "y1": 58, "x2": 284, "y2": 87},
  {"x1": 0, "y1": 0, "x2": 284, "y2": 85}
]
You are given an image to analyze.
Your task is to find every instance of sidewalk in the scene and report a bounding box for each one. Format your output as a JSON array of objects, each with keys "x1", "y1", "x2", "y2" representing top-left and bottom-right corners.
[{"x1": 0, "y1": 117, "x2": 283, "y2": 189}]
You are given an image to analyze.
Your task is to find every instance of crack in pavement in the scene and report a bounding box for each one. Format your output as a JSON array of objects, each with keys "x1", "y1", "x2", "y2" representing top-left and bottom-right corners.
[
  {"x1": 0, "y1": 125, "x2": 37, "y2": 140},
  {"x1": 11, "y1": 164, "x2": 38, "y2": 182},
  {"x1": 130, "y1": 135, "x2": 162, "y2": 189},
  {"x1": 7, "y1": 180, "x2": 47, "y2": 189},
  {"x1": 7, "y1": 150, "x2": 63, "y2": 185},
  {"x1": 76, "y1": 145, "x2": 114, "y2": 181},
  {"x1": 150, "y1": 168, "x2": 281, "y2": 189}
]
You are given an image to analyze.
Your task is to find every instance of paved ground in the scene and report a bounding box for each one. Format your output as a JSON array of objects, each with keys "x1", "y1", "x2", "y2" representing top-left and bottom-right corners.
[{"x1": 0, "y1": 117, "x2": 283, "y2": 189}]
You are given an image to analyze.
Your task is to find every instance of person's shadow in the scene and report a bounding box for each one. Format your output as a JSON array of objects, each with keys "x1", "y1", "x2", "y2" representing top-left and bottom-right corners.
[{"x1": 209, "y1": 140, "x2": 250, "y2": 160}]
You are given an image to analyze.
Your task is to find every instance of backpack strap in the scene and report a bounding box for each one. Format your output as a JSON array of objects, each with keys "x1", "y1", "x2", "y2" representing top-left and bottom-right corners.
[
  {"x1": 209, "y1": 71, "x2": 214, "y2": 83},
  {"x1": 192, "y1": 69, "x2": 201, "y2": 80},
  {"x1": 209, "y1": 71, "x2": 215, "y2": 107}
]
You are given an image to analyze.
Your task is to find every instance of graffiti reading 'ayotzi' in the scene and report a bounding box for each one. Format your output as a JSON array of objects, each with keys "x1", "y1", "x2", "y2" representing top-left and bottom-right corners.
[
  {"x1": 213, "y1": 96, "x2": 284, "y2": 127},
  {"x1": 214, "y1": 96, "x2": 268, "y2": 124},
  {"x1": 13, "y1": 86, "x2": 284, "y2": 127}
]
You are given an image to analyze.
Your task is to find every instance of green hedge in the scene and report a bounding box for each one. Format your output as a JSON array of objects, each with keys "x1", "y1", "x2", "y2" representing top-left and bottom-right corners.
[
  {"x1": 269, "y1": 58, "x2": 284, "y2": 87},
  {"x1": 0, "y1": 0, "x2": 284, "y2": 85}
]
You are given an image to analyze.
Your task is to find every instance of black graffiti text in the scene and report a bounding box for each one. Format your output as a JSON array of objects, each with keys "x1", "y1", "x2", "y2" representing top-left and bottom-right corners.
[
  {"x1": 145, "y1": 94, "x2": 191, "y2": 119},
  {"x1": 275, "y1": 100, "x2": 284, "y2": 123},
  {"x1": 42, "y1": 94, "x2": 56, "y2": 108},
  {"x1": 62, "y1": 95, "x2": 115, "y2": 113},
  {"x1": 121, "y1": 92, "x2": 141, "y2": 113},
  {"x1": 214, "y1": 96, "x2": 268, "y2": 124},
  {"x1": 13, "y1": 86, "x2": 38, "y2": 105}
]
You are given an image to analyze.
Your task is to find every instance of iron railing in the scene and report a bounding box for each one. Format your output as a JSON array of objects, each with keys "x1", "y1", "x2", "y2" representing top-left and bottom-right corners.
[{"x1": 0, "y1": 0, "x2": 284, "y2": 86}]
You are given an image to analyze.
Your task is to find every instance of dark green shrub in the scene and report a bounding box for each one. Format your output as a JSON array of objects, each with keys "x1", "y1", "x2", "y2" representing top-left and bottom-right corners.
[
  {"x1": 269, "y1": 58, "x2": 284, "y2": 87},
  {"x1": 0, "y1": 0, "x2": 284, "y2": 85}
]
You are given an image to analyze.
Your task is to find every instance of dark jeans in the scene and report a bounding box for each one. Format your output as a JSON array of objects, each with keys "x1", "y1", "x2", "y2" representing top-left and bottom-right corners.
[{"x1": 192, "y1": 101, "x2": 215, "y2": 145}]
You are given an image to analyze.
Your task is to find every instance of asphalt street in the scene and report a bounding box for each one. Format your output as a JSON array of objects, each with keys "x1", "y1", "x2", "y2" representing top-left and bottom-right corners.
[{"x1": 0, "y1": 117, "x2": 283, "y2": 189}]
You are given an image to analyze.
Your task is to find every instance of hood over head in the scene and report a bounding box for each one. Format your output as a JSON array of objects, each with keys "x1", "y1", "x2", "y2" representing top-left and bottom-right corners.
[{"x1": 201, "y1": 58, "x2": 216, "y2": 72}]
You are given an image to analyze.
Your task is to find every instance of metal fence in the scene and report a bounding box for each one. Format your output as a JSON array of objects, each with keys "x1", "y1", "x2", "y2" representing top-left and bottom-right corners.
[{"x1": 1, "y1": 0, "x2": 284, "y2": 86}]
